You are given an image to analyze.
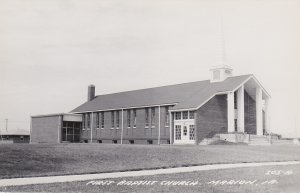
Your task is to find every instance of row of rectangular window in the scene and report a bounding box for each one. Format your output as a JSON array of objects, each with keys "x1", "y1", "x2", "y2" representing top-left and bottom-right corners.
[
  {"x1": 174, "y1": 111, "x2": 195, "y2": 120},
  {"x1": 82, "y1": 107, "x2": 170, "y2": 129}
]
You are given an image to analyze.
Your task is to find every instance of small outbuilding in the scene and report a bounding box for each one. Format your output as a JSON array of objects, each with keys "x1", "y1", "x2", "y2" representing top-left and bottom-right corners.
[{"x1": 0, "y1": 129, "x2": 30, "y2": 144}]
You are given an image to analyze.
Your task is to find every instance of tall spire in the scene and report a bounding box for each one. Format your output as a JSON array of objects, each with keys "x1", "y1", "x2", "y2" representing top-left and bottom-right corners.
[
  {"x1": 210, "y1": 12, "x2": 233, "y2": 83},
  {"x1": 220, "y1": 14, "x2": 226, "y2": 66}
]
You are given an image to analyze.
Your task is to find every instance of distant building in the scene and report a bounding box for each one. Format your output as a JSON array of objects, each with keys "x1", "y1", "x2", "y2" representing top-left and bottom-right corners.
[
  {"x1": 31, "y1": 66, "x2": 270, "y2": 145},
  {"x1": 0, "y1": 129, "x2": 30, "y2": 144}
]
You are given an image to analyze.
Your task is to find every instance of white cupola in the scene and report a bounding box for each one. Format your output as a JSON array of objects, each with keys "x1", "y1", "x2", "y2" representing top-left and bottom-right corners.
[{"x1": 210, "y1": 65, "x2": 233, "y2": 82}]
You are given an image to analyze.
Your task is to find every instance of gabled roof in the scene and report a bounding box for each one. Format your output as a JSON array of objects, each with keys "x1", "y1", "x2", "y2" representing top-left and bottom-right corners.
[{"x1": 70, "y1": 74, "x2": 252, "y2": 113}]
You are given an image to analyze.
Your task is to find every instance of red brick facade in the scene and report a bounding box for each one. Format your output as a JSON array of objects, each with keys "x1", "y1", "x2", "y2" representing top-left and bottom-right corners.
[
  {"x1": 195, "y1": 91, "x2": 257, "y2": 143},
  {"x1": 80, "y1": 106, "x2": 171, "y2": 144}
]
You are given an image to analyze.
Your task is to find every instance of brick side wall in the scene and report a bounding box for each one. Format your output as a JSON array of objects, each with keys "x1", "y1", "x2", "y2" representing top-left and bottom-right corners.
[
  {"x1": 31, "y1": 115, "x2": 61, "y2": 143},
  {"x1": 81, "y1": 106, "x2": 172, "y2": 143},
  {"x1": 195, "y1": 91, "x2": 257, "y2": 143},
  {"x1": 196, "y1": 95, "x2": 228, "y2": 143},
  {"x1": 244, "y1": 91, "x2": 256, "y2": 134}
]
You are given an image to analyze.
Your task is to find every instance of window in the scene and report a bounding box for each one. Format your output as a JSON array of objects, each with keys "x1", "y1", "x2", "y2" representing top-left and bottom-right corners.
[
  {"x1": 225, "y1": 69, "x2": 232, "y2": 75},
  {"x1": 116, "y1": 111, "x2": 120, "y2": 128},
  {"x1": 133, "y1": 109, "x2": 137, "y2": 128},
  {"x1": 111, "y1": 111, "x2": 115, "y2": 128},
  {"x1": 234, "y1": 92, "x2": 237, "y2": 109},
  {"x1": 234, "y1": 119, "x2": 237, "y2": 132},
  {"x1": 127, "y1": 110, "x2": 131, "y2": 128},
  {"x1": 101, "y1": 112, "x2": 104, "y2": 129},
  {"x1": 175, "y1": 112, "x2": 181, "y2": 120},
  {"x1": 189, "y1": 125, "x2": 195, "y2": 140},
  {"x1": 87, "y1": 113, "x2": 91, "y2": 129},
  {"x1": 151, "y1": 107, "x2": 155, "y2": 127},
  {"x1": 147, "y1": 140, "x2": 153, "y2": 144},
  {"x1": 145, "y1": 108, "x2": 149, "y2": 127},
  {"x1": 96, "y1": 113, "x2": 100, "y2": 128},
  {"x1": 183, "y1": 126, "x2": 187, "y2": 136},
  {"x1": 62, "y1": 121, "x2": 81, "y2": 143},
  {"x1": 129, "y1": 140, "x2": 134, "y2": 144},
  {"x1": 165, "y1": 107, "x2": 169, "y2": 125},
  {"x1": 175, "y1": 125, "x2": 181, "y2": 140},
  {"x1": 189, "y1": 111, "x2": 195, "y2": 119},
  {"x1": 183, "y1": 111, "x2": 188, "y2": 119},
  {"x1": 82, "y1": 114, "x2": 86, "y2": 129}
]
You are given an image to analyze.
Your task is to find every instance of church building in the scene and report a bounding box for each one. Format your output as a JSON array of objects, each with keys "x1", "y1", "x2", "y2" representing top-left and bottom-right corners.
[{"x1": 30, "y1": 66, "x2": 270, "y2": 145}]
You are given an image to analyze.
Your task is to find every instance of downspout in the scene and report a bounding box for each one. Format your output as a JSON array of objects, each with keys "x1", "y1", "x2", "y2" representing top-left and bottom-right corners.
[
  {"x1": 158, "y1": 106, "x2": 161, "y2": 145},
  {"x1": 121, "y1": 109, "x2": 124, "y2": 144},
  {"x1": 29, "y1": 117, "x2": 32, "y2": 144},
  {"x1": 169, "y1": 111, "x2": 172, "y2": 144}
]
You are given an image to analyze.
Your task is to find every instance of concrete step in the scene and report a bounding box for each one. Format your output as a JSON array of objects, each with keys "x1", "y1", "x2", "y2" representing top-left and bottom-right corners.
[
  {"x1": 271, "y1": 139, "x2": 295, "y2": 145},
  {"x1": 249, "y1": 135, "x2": 271, "y2": 145}
]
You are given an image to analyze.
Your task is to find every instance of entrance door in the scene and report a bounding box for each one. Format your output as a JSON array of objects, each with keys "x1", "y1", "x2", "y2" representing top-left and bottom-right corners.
[
  {"x1": 174, "y1": 122, "x2": 195, "y2": 144},
  {"x1": 62, "y1": 121, "x2": 81, "y2": 143}
]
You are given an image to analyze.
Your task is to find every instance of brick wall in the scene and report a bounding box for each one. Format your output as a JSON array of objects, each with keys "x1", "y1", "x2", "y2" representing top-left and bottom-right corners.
[
  {"x1": 244, "y1": 91, "x2": 256, "y2": 134},
  {"x1": 195, "y1": 91, "x2": 257, "y2": 143},
  {"x1": 81, "y1": 106, "x2": 171, "y2": 144},
  {"x1": 195, "y1": 95, "x2": 228, "y2": 143},
  {"x1": 31, "y1": 115, "x2": 61, "y2": 143}
]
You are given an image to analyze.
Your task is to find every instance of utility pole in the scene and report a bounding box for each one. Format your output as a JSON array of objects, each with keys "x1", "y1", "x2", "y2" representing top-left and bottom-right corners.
[
  {"x1": 5, "y1": 119, "x2": 8, "y2": 132},
  {"x1": 0, "y1": 128, "x2": 2, "y2": 144}
]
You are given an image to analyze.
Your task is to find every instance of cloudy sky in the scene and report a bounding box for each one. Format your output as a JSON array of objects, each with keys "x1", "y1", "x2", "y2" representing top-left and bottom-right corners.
[{"x1": 0, "y1": 0, "x2": 299, "y2": 137}]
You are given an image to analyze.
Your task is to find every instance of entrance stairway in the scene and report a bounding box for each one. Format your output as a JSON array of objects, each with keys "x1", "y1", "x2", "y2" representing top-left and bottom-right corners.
[
  {"x1": 249, "y1": 135, "x2": 271, "y2": 145},
  {"x1": 271, "y1": 139, "x2": 295, "y2": 145},
  {"x1": 199, "y1": 135, "x2": 221, "y2": 145}
]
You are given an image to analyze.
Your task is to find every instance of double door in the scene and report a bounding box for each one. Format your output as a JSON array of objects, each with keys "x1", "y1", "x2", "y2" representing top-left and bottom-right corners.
[{"x1": 174, "y1": 122, "x2": 195, "y2": 144}]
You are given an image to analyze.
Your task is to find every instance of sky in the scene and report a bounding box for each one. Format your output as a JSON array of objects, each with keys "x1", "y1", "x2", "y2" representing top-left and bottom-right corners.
[{"x1": 0, "y1": 0, "x2": 299, "y2": 137}]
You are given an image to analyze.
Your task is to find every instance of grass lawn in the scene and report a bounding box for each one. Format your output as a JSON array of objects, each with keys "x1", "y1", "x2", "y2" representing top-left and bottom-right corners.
[
  {"x1": 0, "y1": 143, "x2": 300, "y2": 179},
  {"x1": 2, "y1": 164, "x2": 299, "y2": 193}
]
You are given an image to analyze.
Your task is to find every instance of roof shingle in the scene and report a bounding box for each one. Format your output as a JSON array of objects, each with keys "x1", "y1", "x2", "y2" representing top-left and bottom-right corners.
[{"x1": 70, "y1": 75, "x2": 251, "y2": 113}]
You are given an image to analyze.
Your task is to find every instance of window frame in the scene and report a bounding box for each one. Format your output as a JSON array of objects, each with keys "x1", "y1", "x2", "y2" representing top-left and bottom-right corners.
[
  {"x1": 165, "y1": 106, "x2": 170, "y2": 126},
  {"x1": 151, "y1": 107, "x2": 155, "y2": 127},
  {"x1": 145, "y1": 108, "x2": 149, "y2": 128},
  {"x1": 133, "y1": 109, "x2": 137, "y2": 128},
  {"x1": 101, "y1": 112, "x2": 104, "y2": 129},
  {"x1": 127, "y1": 109, "x2": 131, "y2": 128},
  {"x1": 111, "y1": 111, "x2": 115, "y2": 129},
  {"x1": 175, "y1": 112, "x2": 181, "y2": 120},
  {"x1": 96, "y1": 113, "x2": 100, "y2": 129},
  {"x1": 182, "y1": 111, "x2": 188, "y2": 119},
  {"x1": 116, "y1": 111, "x2": 120, "y2": 129}
]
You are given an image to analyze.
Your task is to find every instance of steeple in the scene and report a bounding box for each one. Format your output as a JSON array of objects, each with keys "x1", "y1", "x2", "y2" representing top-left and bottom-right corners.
[{"x1": 210, "y1": 14, "x2": 233, "y2": 82}]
